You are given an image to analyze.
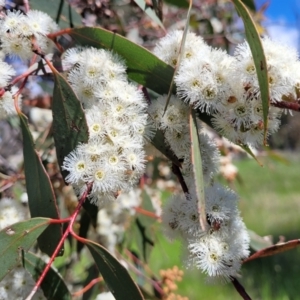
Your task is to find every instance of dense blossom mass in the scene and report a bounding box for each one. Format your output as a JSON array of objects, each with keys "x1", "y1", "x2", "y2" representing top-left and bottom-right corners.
[
  {"x1": 0, "y1": 1, "x2": 299, "y2": 291},
  {"x1": 61, "y1": 47, "x2": 150, "y2": 204}
]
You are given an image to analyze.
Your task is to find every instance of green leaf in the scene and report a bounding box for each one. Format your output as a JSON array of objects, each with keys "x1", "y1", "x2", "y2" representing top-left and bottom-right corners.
[
  {"x1": 52, "y1": 71, "x2": 89, "y2": 179},
  {"x1": 0, "y1": 218, "x2": 50, "y2": 281},
  {"x1": 241, "y1": 0, "x2": 256, "y2": 11},
  {"x1": 238, "y1": 143, "x2": 262, "y2": 166},
  {"x1": 30, "y1": 0, "x2": 82, "y2": 28},
  {"x1": 24, "y1": 252, "x2": 71, "y2": 300},
  {"x1": 232, "y1": 0, "x2": 269, "y2": 141},
  {"x1": 133, "y1": 0, "x2": 164, "y2": 28},
  {"x1": 86, "y1": 240, "x2": 144, "y2": 300},
  {"x1": 189, "y1": 110, "x2": 207, "y2": 230},
  {"x1": 164, "y1": 0, "x2": 189, "y2": 8},
  {"x1": 69, "y1": 27, "x2": 174, "y2": 95},
  {"x1": 20, "y1": 114, "x2": 63, "y2": 257}
]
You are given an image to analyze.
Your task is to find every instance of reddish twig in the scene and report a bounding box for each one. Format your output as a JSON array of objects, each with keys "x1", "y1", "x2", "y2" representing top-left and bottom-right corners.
[
  {"x1": 271, "y1": 101, "x2": 300, "y2": 112},
  {"x1": 231, "y1": 276, "x2": 252, "y2": 300},
  {"x1": 135, "y1": 206, "x2": 161, "y2": 220},
  {"x1": 72, "y1": 277, "x2": 103, "y2": 297},
  {"x1": 25, "y1": 183, "x2": 93, "y2": 300}
]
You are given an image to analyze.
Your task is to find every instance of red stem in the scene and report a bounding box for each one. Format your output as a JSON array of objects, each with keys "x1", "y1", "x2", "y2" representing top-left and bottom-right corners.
[
  {"x1": 25, "y1": 182, "x2": 92, "y2": 300},
  {"x1": 72, "y1": 277, "x2": 103, "y2": 297}
]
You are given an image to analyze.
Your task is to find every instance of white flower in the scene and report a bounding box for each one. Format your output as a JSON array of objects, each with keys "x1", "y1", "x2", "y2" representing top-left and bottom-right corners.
[
  {"x1": 0, "y1": 86, "x2": 21, "y2": 119},
  {"x1": 0, "y1": 60, "x2": 15, "y2": 88}
]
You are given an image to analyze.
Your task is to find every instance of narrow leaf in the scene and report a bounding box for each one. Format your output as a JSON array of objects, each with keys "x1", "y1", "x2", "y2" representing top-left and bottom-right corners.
[
  {"x1": 164, "y1": 0, "x2": 189, "y2": 8},
  {"x1": 20, "y1": 114, "x2": 63, "y2": 256},
  {"x1": 189, "y1": 110, "x2": 207, "y2": 231},
  {"x1": 232, "y1": 0, "x2": 269, "y2": 141},
  {"x1": 163, "y1": 0, "x2": 192, "y2": 114},
  {"x1": 24, "y1": 252, "x2": 71, "y2": 300},
  {"x1": 0, "y1": 218, "x2": 50, "y2": 281},
  {"x1": 69, "y1": 27, "x2": 174, "y2": 95},
  {"x1": 52, "y1": 71, "x2": 89, "y2": 179},
  {"x1": 238, "y1": 143, "x2": 262, "y2": 166},
  {"x1": 133, "y1": 0, "x2": 164, "y2": 28},
  {"x1": 244, "y1": 239, "x2": 300, "y2": 263},
  {"x1": 86, "y1": 240, "x2": 144, "y2": 300}
]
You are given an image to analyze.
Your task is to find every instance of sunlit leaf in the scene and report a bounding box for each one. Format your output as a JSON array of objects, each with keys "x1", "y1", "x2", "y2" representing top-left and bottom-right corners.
[
  {"x1": 232, "y1": 0, "x2": 269, "y2": 141},
  {"x1": 86, "y1": 240, "x2": 144, "y2": 300},
  {"x1": 52, "y1": 71, "x2": 89, "y2": 179},
  {"x1": 24, "y1": 252, "x2": 71, "y2": 300},
  {"x1": 20, "y1": 114, "x2": 63, "y2": 256},
  {"x1": 69, "y1": 27, "x2": 174, "y2": 95},
  {"x1": 189, "y1": 110, "x2": 207, "y2": 231},
  {"x1": 0, "y1": 218, "x2": 50, "y2": 281}
]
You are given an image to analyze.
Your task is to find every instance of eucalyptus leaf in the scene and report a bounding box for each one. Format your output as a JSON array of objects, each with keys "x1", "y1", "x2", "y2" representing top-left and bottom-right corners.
[
  {"x1": 20, "y1": 114, "x2": 63, "y2": 256},
  {"x1": 86, "y1": 240, "x2": 144, "y2": 300},
  {"x1": 0, "y1": 218, "x2": 50, "y2": 281}
]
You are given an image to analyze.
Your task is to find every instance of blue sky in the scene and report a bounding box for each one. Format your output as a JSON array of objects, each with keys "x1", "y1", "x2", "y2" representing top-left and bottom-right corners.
[{"x1": 255, "y1": 0, "x2": 300, "y2": 49}]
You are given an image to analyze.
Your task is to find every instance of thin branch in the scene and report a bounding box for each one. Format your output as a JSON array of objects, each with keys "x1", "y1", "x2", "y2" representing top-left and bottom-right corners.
[
  {"x1": 271, "y1": 101, "x2": 300, "y2": 112},
  {"x1": 231, "y1": 276, "x2": 252, "y2": 300}
]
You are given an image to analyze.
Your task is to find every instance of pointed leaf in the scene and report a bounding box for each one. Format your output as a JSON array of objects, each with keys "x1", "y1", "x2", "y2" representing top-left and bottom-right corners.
[
  {"x1": 20, "y1": 114, "x2": 63, "y2": 256},
  {"x1": 86, "y1": 240, "x2": 144, "y2": 300},
  {"x1": 244, "y1": 239, "x2": 300, "y2": 263},
  {"x1": 164, "y1": 0, "x2": 189, "y2": 8},
  {"x1": 24, "y1": 252, "x2": 71, "y2": 300},
  {"x1": 189, "y1": 110, "x2": 207, "y2": 231},
  {"x1": 238, "y1": 143, "x2": 262, "y2": 166},
  {"x1": 0, "y1": 218, "x2": 50, "y2": 281},
  {"x1": 52, "y1": 71, "x2": 89, "y2": 179},
  {"x1": 69, "y1": 27, "x2": 174, "y2": 95},
  {"x1": 133, "y1": 0, "x2": 164, "y2": 28},
  {"x1": 232, "y1": 0, "x2": 269, "y2": 140}
]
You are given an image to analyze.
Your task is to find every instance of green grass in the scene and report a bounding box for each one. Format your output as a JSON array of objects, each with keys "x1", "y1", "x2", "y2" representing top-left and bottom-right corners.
[{"x1": 149, "y1": 153, "x2": 300, "y2": 300}]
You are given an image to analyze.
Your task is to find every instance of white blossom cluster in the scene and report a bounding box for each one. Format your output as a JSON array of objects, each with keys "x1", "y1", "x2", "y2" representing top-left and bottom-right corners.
[
  {"x1": 0, "y1": 58, "x2": 20, "y2": 119},
  {"x1": 0, "y1": 198, "x2": 45, "y2": 300},
  {"x1": 153, "y1": 30, "x2": 300, "y2": 147},
  {"x1": 61, "y1": 47, "x2": 150, "y2": 204},
  {"x1": 0, "y1": 9, "x2": 58, "y2": 60},
  {"x1": 149, "y1": 96, "x2": 249, "y2": 281}
]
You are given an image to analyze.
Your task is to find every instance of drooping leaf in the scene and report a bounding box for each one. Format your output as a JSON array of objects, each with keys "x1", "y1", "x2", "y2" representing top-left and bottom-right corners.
[
  {"x1": 77, "y1": 210, "x2": 92, "y2": 254},
  {"x1": 24, "y1": 252, "x2": 71, "y2": 300},
  {"x1": 20, "y1": 114, "x2": 63, "y2": 257},
  {"x1": 30, "y1": 0, "x2": 82, "y2": 28},
  {"x1": 86, "y1": 240, "x2": 144, "y2": 300},
  {"x1": 69, "y1": 27, "x2": 174, "y2": 95},
  {"x1": 238, "y1": 143, "x2": 262, "y2": 166},
  {"x1": 0, "y1": 218, "x2": 50, "y2": 281},
  {"x1": 133, "y1": 0, "x2": 164, "y2": 28},
  {"x1": 232, "y1": 0, "x2": 269, "y2": 141},
  {"x1": 163, "y1": 0, "x2": 192, "y2": 114},
  {"x1": 189, "y1": 110, "x2": 207, "y2": 231},
  {"x1": 244, "y1": 239, "x2": 300, "y2": 263},
  {"x1": 52, "y1": 71, "x2": 89, "y2": 179}
]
